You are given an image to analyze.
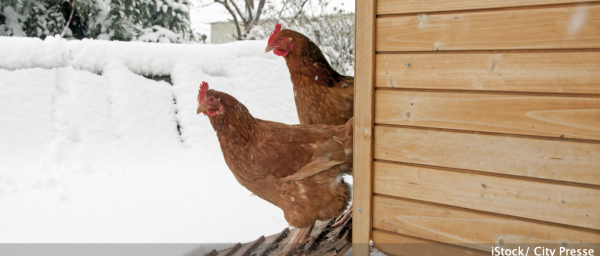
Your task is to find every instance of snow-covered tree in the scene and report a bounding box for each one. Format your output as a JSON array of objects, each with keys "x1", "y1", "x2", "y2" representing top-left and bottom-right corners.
[
  {"x1": 0, "y1": 0, "x2": 204, "y2": 43},
  {"x1": 199, "y1": 0, "x2": 268, "y2": 40},
  {"x1": 76, "y1": 0, "x2": 110, "y2": 39},
  {"x1": 93, "y1": 0, "x2": 199, "y2": 42},
  {"x1": 61, "y1": 0, "x2": 107, "y2": 39},
  {"x1": 0, "y1": 1, "x2": 26, "y2": 36},
  {"x1": 0, "y1": 0, "x2": 67, "y2": 38},
  {"x1": 0, "y1": 0, "x2": 96, "y2": 39}
]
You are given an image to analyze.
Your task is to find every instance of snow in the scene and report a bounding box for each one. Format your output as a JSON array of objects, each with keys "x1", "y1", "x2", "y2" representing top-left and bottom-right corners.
[
  {"x1": 0, "y1": 36, "x2": 70, "y2": 70},
  {"x1": 0, "y1": 36, "x2": 347, "y2": 253},
  {"x1": 137, "y1": 26, "x2": 186, "y2": 43}
]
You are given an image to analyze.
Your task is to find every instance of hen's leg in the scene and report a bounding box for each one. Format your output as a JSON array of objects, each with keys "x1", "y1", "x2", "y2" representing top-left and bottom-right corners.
[
  {"x1": 279, "y1": 224, "x2": 312, "y2": 256},
  {"x1": 332, "y1": 204, "x2": 352, "y2": 228},
  {"x1": 299, "y1": 222, "x2": 314, "y2": 243}
]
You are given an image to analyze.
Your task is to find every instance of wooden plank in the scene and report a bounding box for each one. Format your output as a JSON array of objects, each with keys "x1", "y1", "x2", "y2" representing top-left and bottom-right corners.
[
  {"x1": 373, "y1": 161, "x2": 600, "y2": 230},
  {"x1": 377, "y1": 0, "x2": 598, "y2": 15},
  {"x1": 376, "y1": 52, "x2": 600, "y2": 94},
  {"x1": 373, "y1": 196, "x2": 600, "y2": 252},
  {"x1": 374, "y1": 126, "x2": 600, "y2": 186},
  {"x1": 376, "y1": 4, "x2": 600, "y2": 51},
  {"x1": 372, "y1": 229, "x2": 489, "y2": 256},
  {"x1": 375, "y1": 90, "x2": 600, "y2": 140},
  {"x1": 353, "y1": 0, "x2": 376, "y2": 254}
]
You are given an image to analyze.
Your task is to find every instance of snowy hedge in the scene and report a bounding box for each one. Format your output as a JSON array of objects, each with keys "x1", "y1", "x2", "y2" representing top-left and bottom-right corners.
[{"x1": 0, "y1": 0, "x2": 203, "y2": 43}]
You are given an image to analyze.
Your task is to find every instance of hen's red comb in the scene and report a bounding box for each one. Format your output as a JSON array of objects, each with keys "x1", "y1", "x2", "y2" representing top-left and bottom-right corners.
[
  {"x1": 198, "y1": 81, "x2": 209, "y2": 103},
  {"x1": 267, "y1": 23, "x2": 282, "y2": 45}
]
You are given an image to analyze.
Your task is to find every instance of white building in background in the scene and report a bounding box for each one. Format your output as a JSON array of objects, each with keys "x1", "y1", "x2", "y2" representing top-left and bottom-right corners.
[
  {"x1": 210, "y1": 13, "x2": 354, "y2": 44},
  {"x1": 210, "y1": 21, "x2": 243, "y2": 44}
]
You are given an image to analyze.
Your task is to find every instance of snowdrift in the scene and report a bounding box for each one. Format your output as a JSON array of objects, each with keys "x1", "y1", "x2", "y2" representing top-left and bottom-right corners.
[{"x1": 0, "y1": 36, "x2": 304, "y2": 243}]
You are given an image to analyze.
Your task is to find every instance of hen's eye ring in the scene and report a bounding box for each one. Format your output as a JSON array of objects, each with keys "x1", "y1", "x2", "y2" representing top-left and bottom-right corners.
[{"x1": 279, "y1": 38, "x2": 283, "y2": 41}]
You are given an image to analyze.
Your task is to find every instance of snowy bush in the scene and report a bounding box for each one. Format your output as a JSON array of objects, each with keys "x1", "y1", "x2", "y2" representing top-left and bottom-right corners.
[
  {"x1": 0, "y1": 0, "x2": 204, "y2": 43},
  {"x1": 137, "y1": 25, "x2": 183, "y2": 43},
  {"x1": 25, "y1": 1, "x2": 69, "y2": 38},
  {"x1": 0, "y1": 6, "x2": 26, "y2": 36},
  {"x1": 104, "y1": 0, "x2": 198, "y2": 43},
  {"x1": 1, "y1": 0, "x2": 105, "y2": 39}
]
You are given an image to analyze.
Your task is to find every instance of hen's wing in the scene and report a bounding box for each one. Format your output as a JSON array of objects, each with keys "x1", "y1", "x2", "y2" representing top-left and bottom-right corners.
[
  {"x1": 248, "y1": 118, "x2": 351, "y2": 179},
  {"x1": 277, "y1": 136, "x2": 346, "y2": 185}
]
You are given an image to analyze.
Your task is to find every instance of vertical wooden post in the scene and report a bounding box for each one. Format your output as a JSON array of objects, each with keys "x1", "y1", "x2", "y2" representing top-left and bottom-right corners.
[{"x1": 353, "y1": 0, "x2": 376, "y2": 254}]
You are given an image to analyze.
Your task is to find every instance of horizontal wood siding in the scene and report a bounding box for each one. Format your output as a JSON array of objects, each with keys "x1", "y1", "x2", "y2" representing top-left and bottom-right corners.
[
  {"x1": 376, "y1": 3, "x2": 600, "y2": 52},
  {"x1": 375, "y1": 90, "x2": 600, "y2": 140},
  {"x1": 374, "y1": 126, "x2": 600, "y2": 186},
  {"x1": 377, "y1": 0, "x2": 598, "y2": 15},
  {"x1": 373, "y1": 196, "x2": 600, "y2": 252},
  {"x1": 373, "y1": 161, "x2": 600, "y2": 230},
  {"x1": 370, "y1": 1, "x2": 600, "y2": 254},
  {"x1": 372, "y1": 229, "x2": 489, "y2": 256},
  {"x1": 375, "y1": 52, "x2": 600, "y2": 94}
]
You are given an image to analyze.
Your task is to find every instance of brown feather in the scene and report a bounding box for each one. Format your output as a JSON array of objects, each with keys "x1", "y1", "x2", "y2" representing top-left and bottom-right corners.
[{"x1": 276, "y1": 29, "x2": 355, "y2": 126}]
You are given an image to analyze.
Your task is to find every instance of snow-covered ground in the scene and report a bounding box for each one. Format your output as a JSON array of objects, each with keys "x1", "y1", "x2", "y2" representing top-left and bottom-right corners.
[
  {"x1": 0, "y1": 36, "x2": 306, "y2": 250},
  {"x1": 0, "y1": 36, "x2": 361, "y2": 256}
]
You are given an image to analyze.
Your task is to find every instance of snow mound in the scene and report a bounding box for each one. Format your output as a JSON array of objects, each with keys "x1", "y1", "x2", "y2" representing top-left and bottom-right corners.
[
  {"x1": 0, "y1": 36, "x2": 70, "y2": 70},
  {"x1": 0, "y1": 37, "x2": 300, "y2": 244}
]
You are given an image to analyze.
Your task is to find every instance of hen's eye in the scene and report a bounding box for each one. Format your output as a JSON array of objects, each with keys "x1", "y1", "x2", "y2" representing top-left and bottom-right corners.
[{"x1": 279, "y1": 38, "x2": 283, "y2": 42}]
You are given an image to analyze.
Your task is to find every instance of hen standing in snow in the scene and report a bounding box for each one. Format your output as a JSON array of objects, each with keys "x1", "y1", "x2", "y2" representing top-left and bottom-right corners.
[
  {"x1": 265, "y1": 23, "x2": 354, "y2": 126},
  {"x1": 196, "y1": 81, "x2": 353, "y2": 255}
]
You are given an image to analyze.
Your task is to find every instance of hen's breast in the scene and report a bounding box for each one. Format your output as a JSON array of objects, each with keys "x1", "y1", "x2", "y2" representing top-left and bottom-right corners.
[
  {"x1": 292, "y1": 75, "x2": 354, "y2": 125},
  {"x1": 218, "y1": 123, "x2": 352, "y2": 228}
]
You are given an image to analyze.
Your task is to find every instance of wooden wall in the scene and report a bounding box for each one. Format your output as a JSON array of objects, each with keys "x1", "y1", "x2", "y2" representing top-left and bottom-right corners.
[{"x1": 354, "y1": 1, "x2": 600, "y2": 255}]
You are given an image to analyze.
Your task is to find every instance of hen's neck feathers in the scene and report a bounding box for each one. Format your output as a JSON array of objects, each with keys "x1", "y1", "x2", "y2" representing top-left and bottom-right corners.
[
  {"x1": 283, "y1": 32, "x2": 341, "y2": 78},
  {"x1": 208, "y1": 92, "x2": 258, "y2": 145}
]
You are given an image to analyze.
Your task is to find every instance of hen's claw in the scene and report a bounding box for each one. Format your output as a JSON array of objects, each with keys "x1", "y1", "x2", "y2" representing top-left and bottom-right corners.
[{"x1": 332, "y1": 204, "x2": 352, "y2": 228}]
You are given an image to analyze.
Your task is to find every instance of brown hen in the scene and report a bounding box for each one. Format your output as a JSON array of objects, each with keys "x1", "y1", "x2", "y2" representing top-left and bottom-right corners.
[
  {"x1": 265, "y1": 23, "x2": 355, "y2": 229},
  {"x1": 196, "y1": 82, "x2": 353, "y2": 255},
  {"x1": 265, "y1": 24, "x2": 354, "y2": 126}
]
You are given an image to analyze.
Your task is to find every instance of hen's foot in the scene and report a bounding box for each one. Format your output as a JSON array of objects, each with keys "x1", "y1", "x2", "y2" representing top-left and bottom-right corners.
[
  {"x1": 299, "y1": 222, "x2": 314, "y2": 244},
  {"x1": 277, "y1": 222, "x2": 314, "y2": 256},
  {"x1": 331, "y1": 204, "x2": 352, "y2": 228}
]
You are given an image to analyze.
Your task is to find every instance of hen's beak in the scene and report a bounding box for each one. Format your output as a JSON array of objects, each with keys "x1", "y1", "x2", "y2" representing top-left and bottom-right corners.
[
  {"x1": 197, "y1": 104, "x2": 207, "y2": 115},
  {"x1": 265, "y1": 45, "x2": 275, "y2": 53}
]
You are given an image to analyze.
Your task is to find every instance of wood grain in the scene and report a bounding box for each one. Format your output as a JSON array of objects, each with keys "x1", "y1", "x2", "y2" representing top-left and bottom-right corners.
[
  {"x1": 376, "y1": 52, "x2": 600, "y2": 94},
  {"x1": 372, "y1": 229, "x2": 489, "y2": 256},
  {"x1": 377, "y1": 0, "x2": 598, "y2": 15},
  {"x1": 376, "y1": 4, "x2": 600, "y2": 51},
  {"x1": 375, "y1": 90, "x2": 600, "y2": 140},
  {"x1": 373, "y1": 161, "x2": 600, "y2": 230},
  {"x1": 353, "y1": 0, "x2": 376, "y2": 253},
  {"x1": 374, "y1": 126, "x2": 600, "y2": 186},
  {"x1": 373, "y1": 196, "x2": 600, "y2": 252}
]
